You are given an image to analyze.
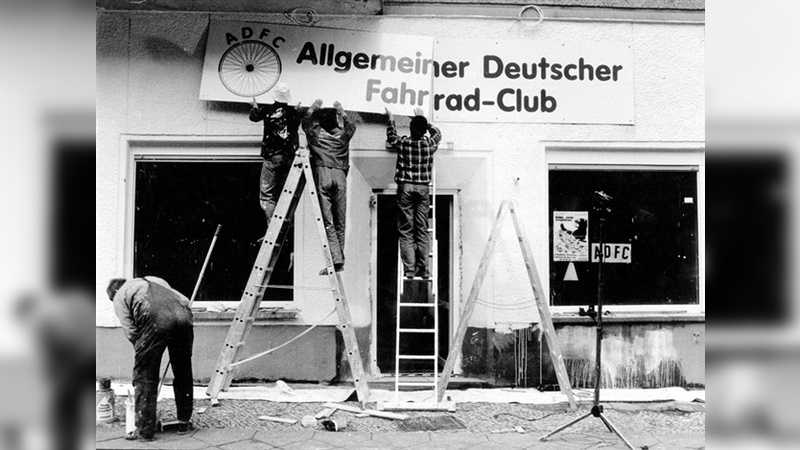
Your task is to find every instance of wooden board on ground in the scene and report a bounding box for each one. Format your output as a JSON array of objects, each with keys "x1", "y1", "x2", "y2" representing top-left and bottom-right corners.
[
  {"x1": 257, "y1": 415, "x2": 297, "y2": 424},
  {"x1": 378, "y1": 400, "x2": 457, "y2": 412},
  {"x1": 322, "y1": 403, "x2": 408, "y2": 420}
]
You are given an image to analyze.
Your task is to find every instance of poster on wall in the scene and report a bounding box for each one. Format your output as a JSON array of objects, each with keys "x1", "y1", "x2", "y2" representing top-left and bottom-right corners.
[
  {"x1": 553, "y1": 211, "x2": 589, "y2": 262},
  {"x1": 199, "y1": 21, "x2": 434, "y2": 116},
  {"x1": 433, "y1": 38, "x2": 634, "y2": 124}
]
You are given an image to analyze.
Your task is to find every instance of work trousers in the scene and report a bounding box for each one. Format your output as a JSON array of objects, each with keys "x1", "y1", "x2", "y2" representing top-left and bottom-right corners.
[
  {"x1": 397, "y1": 182, "x2": 431, "y2": 278},
  {"x1": 259, "y1": 153, "x2": 291, "y2": 225},
  {"x1": 132, "y1": 313, "x2": 194, "y2": 438},
  {"x1": 312, "y1": 165, "x2": 347, "y2": 266}
]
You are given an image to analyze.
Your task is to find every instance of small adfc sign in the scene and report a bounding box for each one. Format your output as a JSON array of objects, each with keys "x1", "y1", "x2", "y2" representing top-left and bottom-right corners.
[{"x1": 590, "y1": 243, "x2": 631, "y2": 264}]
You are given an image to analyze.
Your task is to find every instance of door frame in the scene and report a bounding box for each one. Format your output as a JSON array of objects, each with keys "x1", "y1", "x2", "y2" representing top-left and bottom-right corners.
[{"x1": 369, "y1": 188, "x2": 461, "y2": 378}]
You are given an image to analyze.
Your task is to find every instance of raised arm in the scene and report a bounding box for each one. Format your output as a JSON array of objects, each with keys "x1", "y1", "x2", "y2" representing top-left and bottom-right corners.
[
  {"x1": 385, "y1": 108, "x2": 400, "y2": 150},
  {"x1": 249, "y1": 97, "x2": 263, "y2": 122},
  {"x1": 427, "y1": 123, "x2": 443, "y2": 148}
]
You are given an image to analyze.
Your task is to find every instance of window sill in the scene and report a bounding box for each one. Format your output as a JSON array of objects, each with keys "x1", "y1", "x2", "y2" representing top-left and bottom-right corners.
[
  {"x1": 192, "y1": 308, "x2": 301, "y2": 323},
  {"x1": 551, "y1": 312, "x2": 705, "y2": 324}
]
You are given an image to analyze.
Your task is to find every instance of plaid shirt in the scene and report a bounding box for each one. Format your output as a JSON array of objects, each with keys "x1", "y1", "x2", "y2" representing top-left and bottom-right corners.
[{"x1": 386, "y1": 120, "x2": 442, "y2": 184}]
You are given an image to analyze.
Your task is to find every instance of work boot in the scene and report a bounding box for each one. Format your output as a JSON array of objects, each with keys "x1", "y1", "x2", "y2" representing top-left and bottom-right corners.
[
  {"x1": 318, "y1": 264, "x2": 344, "y2": 275},
  {"x1": 176, "y1": 421, "x2": 194, "y2": 435}
]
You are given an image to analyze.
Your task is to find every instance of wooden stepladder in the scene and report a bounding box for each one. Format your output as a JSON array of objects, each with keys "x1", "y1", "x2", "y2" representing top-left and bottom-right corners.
[
  {"x1": 436, "y1": 200, "x2": 577, "y2": 410},
  {"x1": 206, "y1": 153, "x2": 370, "y2": 406}
]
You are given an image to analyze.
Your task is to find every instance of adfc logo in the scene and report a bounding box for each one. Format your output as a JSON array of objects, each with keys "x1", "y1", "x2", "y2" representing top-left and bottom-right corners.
[{"x1": 218, "y1": 27, "x2": 285, "y2": 97}]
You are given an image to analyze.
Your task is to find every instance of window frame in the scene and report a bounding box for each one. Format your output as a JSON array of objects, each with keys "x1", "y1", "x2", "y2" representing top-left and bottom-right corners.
[
  {"x1": 543, "y1": 142, "x2": 705, "y2": 316},
  {"x1": 120, "y1": 135, "x2": 304, "y2": 310}
]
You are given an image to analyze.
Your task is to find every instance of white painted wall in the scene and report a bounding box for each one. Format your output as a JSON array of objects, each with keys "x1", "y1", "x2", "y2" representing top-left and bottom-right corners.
[{"x1": 96, "y1": 12, "x2": 704, "y2": 331}]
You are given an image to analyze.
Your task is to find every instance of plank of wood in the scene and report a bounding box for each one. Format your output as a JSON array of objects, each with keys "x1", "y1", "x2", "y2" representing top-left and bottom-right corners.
[
  {"x1": 314, "y1": 407, "x2": 336, "y2": 419},
  {"x1": 322, "y1": 403, "x2": 408, "y2": 420},
  {"x1": 257, "y1": 415, "x2": 297, "y2": 424}
]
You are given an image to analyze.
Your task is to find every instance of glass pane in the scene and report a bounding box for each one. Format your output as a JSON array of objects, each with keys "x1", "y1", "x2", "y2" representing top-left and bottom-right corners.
[
  {"x1": 134, "y1": 161, "x2": 293, "y2": 302},
  {"x1": 549, "y1": 170, "x2": 698, "y2": 306}
]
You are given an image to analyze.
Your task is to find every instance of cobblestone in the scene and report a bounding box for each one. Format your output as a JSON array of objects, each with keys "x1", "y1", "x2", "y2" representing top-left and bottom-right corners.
[{"x1": 103, "y1": 399, "x2": 705, "y2": 442}]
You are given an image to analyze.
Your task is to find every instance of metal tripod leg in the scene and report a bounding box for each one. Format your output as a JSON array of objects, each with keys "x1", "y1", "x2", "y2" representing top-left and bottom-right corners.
[
  {"x1": 538, "y1": 411, "x2": 592, "y2": 441},
  {"x1": 598, "y1": 412, "x2": 636, "y2": 450},
  {"x1": 539, "y1": 409, "x2": 636, "y2": 450}
]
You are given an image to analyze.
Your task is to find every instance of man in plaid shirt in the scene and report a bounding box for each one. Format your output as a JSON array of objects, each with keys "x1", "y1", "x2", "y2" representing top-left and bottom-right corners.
[{"x1": 385, "y1": 107, "x2": 442, "y2": 278}]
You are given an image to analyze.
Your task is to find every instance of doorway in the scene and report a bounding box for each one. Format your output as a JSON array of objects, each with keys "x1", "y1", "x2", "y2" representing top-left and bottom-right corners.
[{"x1": 375, "y1": 192, "x2": 453, "y2": 374}]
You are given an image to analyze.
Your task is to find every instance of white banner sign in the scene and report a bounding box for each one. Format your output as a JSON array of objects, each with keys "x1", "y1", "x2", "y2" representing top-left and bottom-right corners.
[
  {"x1": 200, "y1": 21, "x2": 434, "y2": 116},
  {"x1": 432, "y1": 38, "x2": 634, "y2": 124},
  {"x1": 200, "y1": 21, "x2": 634, "y2": 123}
]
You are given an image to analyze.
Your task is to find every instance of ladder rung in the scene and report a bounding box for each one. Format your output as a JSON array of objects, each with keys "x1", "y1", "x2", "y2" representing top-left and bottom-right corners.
[
  {"x1": 398, "y1": 355, "x2": 437, "y2": 360},
  {"x1": 397, "y1": 381, "x2": 437, "y2": 387},
  {"x1": 399, "y1": 328, "x2": 435, "y2": 333},
  {"x1": 399, "y1": 302, "x2": 435, "y2": 307}
]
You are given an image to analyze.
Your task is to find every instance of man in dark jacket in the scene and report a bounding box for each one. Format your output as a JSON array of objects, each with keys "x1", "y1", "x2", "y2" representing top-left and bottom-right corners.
[
  {"x1": 302, "y1": 99, "x2": 356, "y2": 274},
  {"x1": 107, "y1": 276, "x2": 194, "y2": 441},
  {"x1": 249, "y1": 83, "x2": 300, "y2": 226}
]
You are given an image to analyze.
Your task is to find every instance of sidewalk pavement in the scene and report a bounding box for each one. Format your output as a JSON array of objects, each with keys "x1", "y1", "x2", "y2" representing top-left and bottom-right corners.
[{"x1": 96, "y1": 396, "x2": 705, "y2": 449}]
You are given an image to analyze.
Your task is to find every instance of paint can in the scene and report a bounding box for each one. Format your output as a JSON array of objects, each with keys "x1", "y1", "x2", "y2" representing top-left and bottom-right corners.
[
  {"x1": 125, "y1": 392, "x2": 136, "y2": 435},
  {"x1": 95, "y1": 378, "x2": 116, "y2": 424}
]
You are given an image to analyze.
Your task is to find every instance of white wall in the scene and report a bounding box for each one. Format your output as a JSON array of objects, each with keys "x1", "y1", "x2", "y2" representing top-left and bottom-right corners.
[{"x1": 96, "y1": 12, "x2": 704, "y2": 329}]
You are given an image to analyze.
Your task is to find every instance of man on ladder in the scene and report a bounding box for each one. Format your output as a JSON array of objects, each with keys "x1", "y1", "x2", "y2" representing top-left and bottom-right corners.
[
  {"x1": 249, "y1": 83, "x2": 301, "y2": 227},
  {"x1": 304, "y1": 99, "x2": 357, "y2": 274},
  {"x1": 384, "y1": 107, "x2": 445, "y2": 408},
  {"x1": 384, "y1": 107, "x2": 442, "y2": 279}
]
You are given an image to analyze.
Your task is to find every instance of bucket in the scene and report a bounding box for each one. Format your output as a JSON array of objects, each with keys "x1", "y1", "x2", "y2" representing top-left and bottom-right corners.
[{"x1": 96, "y1": 378, "x2": 116, "y2": 424}]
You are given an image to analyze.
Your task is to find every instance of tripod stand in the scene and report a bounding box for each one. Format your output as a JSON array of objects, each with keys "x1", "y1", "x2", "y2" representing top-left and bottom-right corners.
[{"x1": 539, "y1": 191, "x2": 636, "y2": 450}]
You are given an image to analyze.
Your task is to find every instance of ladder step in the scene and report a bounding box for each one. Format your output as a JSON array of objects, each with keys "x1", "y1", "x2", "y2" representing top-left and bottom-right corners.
[
  {"x1": 399, "y1": 302, "x2": 435, "y2": 307},
  {"x1": 396, "y1": 382, "x2": 437, "y2": 387},
  {"x1": 398, "y1": 355, "x2": 437, "y2": 360},
  {"x1": 399, "y1": 328, "x2": 435, "y2": 333}
]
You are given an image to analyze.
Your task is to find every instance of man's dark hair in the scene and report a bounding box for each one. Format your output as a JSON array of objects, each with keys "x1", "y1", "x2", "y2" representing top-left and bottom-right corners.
[
  {"x1": 319, "y1": 108, "x2": 339, "y2": 133},
  {"x1": 410, "y1": 115, "x2": 428, "y2": 139},
  {"x1": 107, "y1": 278, "x2": 127, "y2": 301}
]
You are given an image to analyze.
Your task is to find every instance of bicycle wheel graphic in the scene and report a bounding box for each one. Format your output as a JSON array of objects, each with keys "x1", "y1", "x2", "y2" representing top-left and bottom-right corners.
[{"x1": 218, "y1": 40, "x2": 282, "y2": 97}]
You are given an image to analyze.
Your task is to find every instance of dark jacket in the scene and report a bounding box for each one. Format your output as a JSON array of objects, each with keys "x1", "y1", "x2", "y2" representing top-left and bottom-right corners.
[
  {"x1": 113, "y1": 277, "x2": 192, "y2": 343},
  {"x1": 250, "y1": 102, "x2": 300, "y2": 159},
  {"x1": 302, "y1": 107, "x2": 356, "y2": 171}
]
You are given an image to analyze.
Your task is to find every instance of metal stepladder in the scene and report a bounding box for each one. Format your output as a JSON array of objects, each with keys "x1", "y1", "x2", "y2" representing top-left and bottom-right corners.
[
  {"x1": 382, "y1": 166, "x2": 454, "y2": 411},
  {"x1": 205, "y1": 152, "x2": 370, "y2": 407}
]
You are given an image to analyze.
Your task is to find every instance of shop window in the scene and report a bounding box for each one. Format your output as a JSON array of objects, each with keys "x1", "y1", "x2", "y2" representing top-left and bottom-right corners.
[
  {"x1": 549, "y1": 167, "x2": 698, "y2": 307},
  {"x1": 133, "y1": 160, "x2": 293, "y2": 302}
]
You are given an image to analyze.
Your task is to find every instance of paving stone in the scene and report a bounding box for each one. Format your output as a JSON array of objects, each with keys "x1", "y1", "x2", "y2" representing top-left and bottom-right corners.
[
  {"x1": 96, "y1": 425, "x2": 126, "y2": 442},
  {"x1": 428, "y1": 432, "x2": 487, "y2": 447},
  {"x1": 279, "y1": 439, "x2": 343, "y2": 450},
  {"x1": 468, "y1": 442, "x2": 519, "y2": 450},
  {"x1": 487, "y1": 432, "x2": 542, "y2": 448},
  {"x1": 194, "y1": 428, "x2": 258, "y2": 446},
  {"x1": 253, "y1": 430, "x2": 315, "y2": 447},
  {"x1": 370, "y1": 431, "x2": 430, "y2": 448},
  {"x1": 97, "y1": 437, "x2": 159, "y2": 449},
  {"x1": 150, "y1": 436, "x2": 211, "y2": 450},
  {"x1": 312, "y1": 431, "x2": 374, "y2": 446},
  {"x1": 220, "y1": 440, "x2": 275, "y2": 450},
  {"x1": 649, "y1": 433, "x2": 705, "y2": 449}
]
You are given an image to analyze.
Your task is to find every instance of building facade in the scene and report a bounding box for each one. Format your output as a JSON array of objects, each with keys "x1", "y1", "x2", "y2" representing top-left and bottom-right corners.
[{"x1": 96, "y1": 1, "x2": 705, "y2": 390}]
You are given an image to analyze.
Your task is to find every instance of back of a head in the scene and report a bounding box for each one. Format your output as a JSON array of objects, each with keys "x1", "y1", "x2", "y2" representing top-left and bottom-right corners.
[
  {"x1": 107, "y1": 278, "x2": 127, "y2": 301},
  {"x1": 410, "y1": 116, "x2": 428, "y2": 139},
  {"x1": 319, "y1": 108, "x2": 339, "y2": 133}
]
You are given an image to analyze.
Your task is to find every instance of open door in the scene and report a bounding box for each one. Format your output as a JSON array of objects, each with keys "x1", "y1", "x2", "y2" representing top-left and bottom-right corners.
[{"x1": 375, "y1": 193, "x2": 452, "y2": 374}]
